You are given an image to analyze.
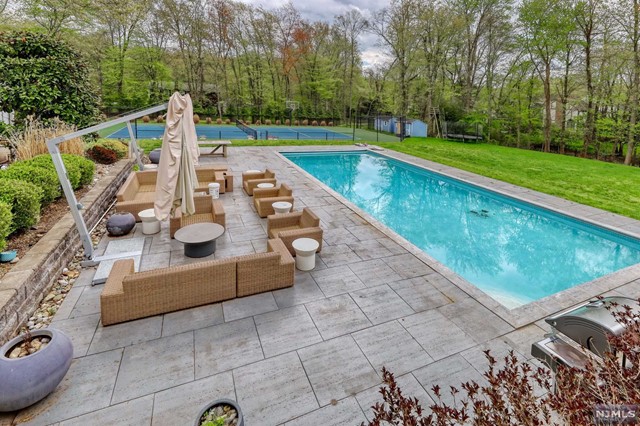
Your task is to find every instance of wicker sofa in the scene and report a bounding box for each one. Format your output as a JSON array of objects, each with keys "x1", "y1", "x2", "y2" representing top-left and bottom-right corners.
[
  {"x1": 169, "y1": 195, "x2": 226, "y2": 238},
  {"x1": 100, "y1": 239, "x2": 294, "y2": 326},
  {"x1": 116, "y1": 166, "x2": 228, "y2": 220},
  {"x1": 242, "y1": 169, "x2": 277, "y2": 195},
  {"x1": 253, "y1": 183, "x2": 294, "y2": 218},
  {"x1": 267, "y1": 208, "x2": 323, "y2": 256}
]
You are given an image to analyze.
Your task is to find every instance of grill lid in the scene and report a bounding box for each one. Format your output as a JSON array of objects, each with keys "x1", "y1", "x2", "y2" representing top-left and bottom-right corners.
[{"x1": 545, "y1": 297, "x2": 639, "y2": 356}]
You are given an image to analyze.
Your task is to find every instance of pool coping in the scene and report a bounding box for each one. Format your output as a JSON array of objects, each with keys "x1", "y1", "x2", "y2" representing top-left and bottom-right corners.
[{"x1": 276, "y1": 146, "x2": 640, "y2": 328}]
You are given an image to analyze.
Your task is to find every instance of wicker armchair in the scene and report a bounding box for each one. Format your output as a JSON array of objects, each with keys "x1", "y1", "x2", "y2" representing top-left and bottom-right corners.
[
  {"x1": 253, "y1": 183, "x2": 294, "y2": 218},
  {"x1": 267, "y1": 208, "x2": 323, "y2": 255},
  {"x1": 236, "y1": 238, "x2": 295, "y2": 297},
  {"x1": 242, "y1": 169, "x2": 277, "y2": 195},
  {"x1": 169, "y1": 195, "x2": 225, "y2": 238}
]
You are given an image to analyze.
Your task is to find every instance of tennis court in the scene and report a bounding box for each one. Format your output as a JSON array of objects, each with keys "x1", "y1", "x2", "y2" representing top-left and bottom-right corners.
[{"x1": 106, "y1": 124, "x2": 353, "y2": 140}]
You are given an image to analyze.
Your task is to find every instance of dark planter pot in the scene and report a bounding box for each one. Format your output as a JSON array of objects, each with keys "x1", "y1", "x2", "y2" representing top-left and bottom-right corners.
[
  {"x1": 149, "y1": 148, "x2": 162, "y2": 164},
  {"x1": 195, "y1": 399, "x2": 244, "y2": 426},
  {"x1": 107, "y1": 212, "x2": 136, "y2": 236},
  {"x1": 0, "y1": 328, "x2": 73, "y2": 412}
]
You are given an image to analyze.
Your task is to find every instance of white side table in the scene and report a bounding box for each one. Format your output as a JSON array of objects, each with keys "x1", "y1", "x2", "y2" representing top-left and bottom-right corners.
[
  {"x1": 257, "y1": 182, "x2": 274, "y2": 189},
  {"x1": 272, "y1": 201, "x2": 292, "y2": 214},
  {"x1": 291, "y1": 238, "x2": 320, "y2": 271},
  {"x1": 138, "y1": 209, "x2": 160, "y2": 235},
  {"x1": 245, "y1": 169, "x2": 261, "y2": 173}
]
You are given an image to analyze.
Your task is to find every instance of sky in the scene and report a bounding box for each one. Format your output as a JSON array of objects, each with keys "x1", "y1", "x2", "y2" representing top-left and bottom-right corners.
[{"x1": 236, "y1": 0, "x2": 391, "y2": 69}]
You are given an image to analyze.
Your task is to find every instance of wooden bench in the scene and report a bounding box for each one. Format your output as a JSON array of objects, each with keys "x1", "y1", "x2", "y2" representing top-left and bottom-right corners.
[{"x1": 198, "y1": 140, "x2": 231, "y2": 157}]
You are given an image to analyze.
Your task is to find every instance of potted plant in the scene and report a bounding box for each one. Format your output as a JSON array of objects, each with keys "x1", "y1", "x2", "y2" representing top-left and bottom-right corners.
[
  {"x1": 0, "y1": 328, "x2": 73, "y2": 412},
  {"x1": 195, "y1": 399, "x2": 243, "y2": 426},
  {"x1": 0, "y1": 249, "x2": 17, "y2": 262}
]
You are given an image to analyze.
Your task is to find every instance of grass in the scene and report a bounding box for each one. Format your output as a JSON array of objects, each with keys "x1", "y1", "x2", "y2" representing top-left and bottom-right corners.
[{"x1": 137, "y1": 136, "x2": 639, "y2": 221}]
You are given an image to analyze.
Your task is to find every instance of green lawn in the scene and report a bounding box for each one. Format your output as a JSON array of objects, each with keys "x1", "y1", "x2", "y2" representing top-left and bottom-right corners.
[{"x1": 137, "y1": 136, "x2": 640, "y2": 221}]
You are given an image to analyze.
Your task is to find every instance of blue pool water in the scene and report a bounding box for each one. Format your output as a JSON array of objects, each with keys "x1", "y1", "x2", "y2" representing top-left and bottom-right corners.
[{"x1": 283, "y1": 151, "x2": 640, "y2": 308}]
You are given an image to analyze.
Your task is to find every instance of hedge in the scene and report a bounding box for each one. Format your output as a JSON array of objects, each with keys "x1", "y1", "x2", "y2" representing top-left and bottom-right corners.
[
  {"x1": 0, "y1": 179, "x2": 42, "y2": 233},
  {"x1": 0, "y1": 201, "x2": 12, "y2": 251},
  {"x1": 63, "y1": 154, "x2": 95, "y2": 186},
  {"x1": 0, "y1": 162, "x2": 61, "y2": 204},
  {"x1": 28, "y1": 154, "x2": 95, "y2": 189},
  {"x1": 28, "y1": 155, "x2": 81, "y2": 189},
  {"x1": 93, "y1": 139, "x2": 128, "y2": 159}
]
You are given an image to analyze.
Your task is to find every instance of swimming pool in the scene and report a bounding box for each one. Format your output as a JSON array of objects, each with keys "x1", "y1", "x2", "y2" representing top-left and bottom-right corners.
[{"x1": 283, "y1": 151, "x2": 640, "y2": 309}]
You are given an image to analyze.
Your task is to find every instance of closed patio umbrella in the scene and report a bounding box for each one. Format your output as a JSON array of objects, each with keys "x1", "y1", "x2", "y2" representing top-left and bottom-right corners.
[{"x1": 154, "y1": 92, "x2": 200, "y2": 221}]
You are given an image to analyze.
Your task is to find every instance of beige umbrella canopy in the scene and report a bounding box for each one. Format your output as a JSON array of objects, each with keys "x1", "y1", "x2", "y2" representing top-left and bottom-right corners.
[{"x1": 154, "y1": 92, "x2": 201, "y2": 221}]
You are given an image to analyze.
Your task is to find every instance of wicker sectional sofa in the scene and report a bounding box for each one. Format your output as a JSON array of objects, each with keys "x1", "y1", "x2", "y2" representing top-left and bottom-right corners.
[
  {"x1": 115, "y1": 165, "x2": 229, "y2": 220},
  {"x1": 100, "y1": 239, "x2": 294, "y2": 325}
]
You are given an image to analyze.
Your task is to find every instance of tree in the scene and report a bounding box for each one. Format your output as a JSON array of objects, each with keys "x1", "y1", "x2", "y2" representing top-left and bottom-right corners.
[
  {"x1": 20, "y1": 0, "x2": 89, "y2": 37},
  {"x1": 369, "y1": 0, "x2": 423, "y2": 121},
  {"x1": 334, "y1": 10, "x2": 367, "y2": 122},
  {"x1": 0, "y1": 31, "x2": 100, "y2": 127},
  {"x1": 519, "y1": 0, "x2": 575, "y2": 152}
]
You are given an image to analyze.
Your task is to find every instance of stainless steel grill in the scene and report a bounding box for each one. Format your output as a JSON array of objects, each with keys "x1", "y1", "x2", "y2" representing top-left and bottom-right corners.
[{"x1": 531, "y1": 296, "x2": 639, "y2": 372}]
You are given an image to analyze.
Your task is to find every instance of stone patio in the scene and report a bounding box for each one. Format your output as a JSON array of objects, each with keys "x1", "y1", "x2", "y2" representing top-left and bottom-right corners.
[{"x1": 6, "y1": 146, "x2": 640, "y2": 425}]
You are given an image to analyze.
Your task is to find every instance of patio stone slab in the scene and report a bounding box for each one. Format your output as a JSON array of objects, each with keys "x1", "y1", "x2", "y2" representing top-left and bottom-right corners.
[
  {"x1": 348, "y1": 258, "x2": 403, "y2": 287},
  {"x1": 298, "y1": 335, "x2": 380, "y2": 406},
  {"x1": 254, "y1": 305, "x2": 322, "y2": 358},
  {"x1": 51, "y1": 313, "x2": 100, "y2": 358},
  {"x1": 112, "y1": 331, "x2": 194, "y2": 404},
  {"x1": 389, "y1": 276, "x2": 453, "y2": 312},
  {"x1": 438, "y1": 297, "x2": 514, "y2": 344},
  {"x1": 352, "y1": 321, "x2": 433, "y2": 376},
  {"x1": 383, "y1": 254, "x2": 436, "y2": 279},
  {"x1": 152, "y1": 372, "x2": 235, "y2": 426},
  {"x1": 356, "y1": 373, "x2": 433, "y2": 422},
  {"x1": 59, "y1": 395, "x2": 153, "y2": 426},
  {"x1": 347, "y1": 239, "x2": 393, "y2": 260},
  {"x1": 88, "y1": 316, "x2": 163, "y2": 355},
  {"x1": 68, "y1": 285, "x2": 103, "y2": 318},
  {"x1": 272, "y1": 272, "x2": 325, "y2": 308},
  {"x1": 15, "y1": 349, "x2": 123, "y2": 425},
  {"x1": 311, "y1": 265, "x2": 365, "y2": 297},
  {"x1": 162, "y1": 303, "x2": 224, "y2": 337},
  {"x1": 234, "y1": 352, "x2": 318, "y2": 426},
  {"x1": 351, "y1": 284, "x2": 414, "y2": 325},
  {"x1": 500, "y1": 324, "x2": 547, "y2": 359},
  {"x1": 318, "y1": 243, "x2": 362, "y2": 267},
  {"x1": 227, "y1": 224, "x2": 266, "y2": 242},
  {"x1": 222, "y1": 292, "x2": 278, "y2": 322},
  {"x1": 139, "y1": 251, "x2": 170, "y2": 271},
  {"x1": 194, "y1": 317, "x2": 263, "y2": 378},
  {"x1": 283, "y1": 396, "x2": 367, "y2": 426},
  {"x1": 305, "y1": 294, "x2": 372, "y2": 340},
  {"x1": 348, "y1": 225, "x2": 386, "y2": 241},
  {"x1": 413, "y1": 354, "x2": 486, "y2": 406},
  {"x1": 400, "y1": 310, "x2": 475, "y2": 360}
]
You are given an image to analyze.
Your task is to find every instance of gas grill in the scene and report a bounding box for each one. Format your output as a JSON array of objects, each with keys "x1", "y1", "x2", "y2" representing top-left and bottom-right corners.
[{"x1": 531, "y1": 296, "x2": 639, "y2": 372}]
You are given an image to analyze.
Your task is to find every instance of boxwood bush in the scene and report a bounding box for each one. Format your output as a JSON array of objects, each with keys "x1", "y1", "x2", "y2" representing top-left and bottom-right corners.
[
  {"x1": 0, "y1": 201, "x2": 12, "y2": 251},
  {"x1": 28, "y1": 154, "x2": 81, "y2": 189},
  {"x1": 0, "y1": 179, "x2": 42, "y2": 233},
  {"x1": 0, "y1": 162, "x2": 61, "y2": 204},
  {"x1": 63, "y1": 154, "x2": 95, "y2": 186}
]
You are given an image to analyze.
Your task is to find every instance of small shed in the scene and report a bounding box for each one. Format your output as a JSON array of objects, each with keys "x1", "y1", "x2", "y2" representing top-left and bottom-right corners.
[{"x1": 374, "y1": 116, "x2": 428, "y2": 137}]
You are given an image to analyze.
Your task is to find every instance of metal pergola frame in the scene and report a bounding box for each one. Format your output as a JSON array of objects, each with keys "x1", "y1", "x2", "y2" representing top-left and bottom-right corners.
[{"x1": 46, "y1": 103, "x2": 168, "y2": 261}]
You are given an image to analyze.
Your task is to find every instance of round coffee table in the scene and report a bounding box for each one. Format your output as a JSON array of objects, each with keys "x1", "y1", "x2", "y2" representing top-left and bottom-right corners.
[
  {"x1": 291, "y1": 238, "x2": 320, "y2": 271},
  {"x1": 174, "y1": 223, "x2": 225, "y2": 258},
  {"x1": 257, "y1": 182, "x2": 274, "y2": 189},
  {"x1": 272, "y1": 201, "x2": 292, "y2": 214}
]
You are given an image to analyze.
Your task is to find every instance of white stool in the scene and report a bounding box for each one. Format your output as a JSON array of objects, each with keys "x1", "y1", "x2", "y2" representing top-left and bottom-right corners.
[
  {"x1": 138, "y1": 209, "x2": 160, "y2": 235},
  {"x1": 208, "y1": 182, "x2": 220, "y2": 199},
  {"x1": 257, "y1": 182, "x2": 274, "y2": 189},
  {"x1": 291, "y1": 238, "x2": 320, "y2": 271},
  {"x1": 272, "y1": 201, "x2": 292, "y2": 214},
  {"x1": 245, "y1": 169, "x2": 261, "y2": 173}
]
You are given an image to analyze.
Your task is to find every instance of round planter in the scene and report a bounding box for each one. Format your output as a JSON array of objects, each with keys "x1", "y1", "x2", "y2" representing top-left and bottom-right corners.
[
  {"x1": 106, "y1": 212, "x2": 136, "y2": 236},
  {"x1": 0, "y1": 328, "x2": 73, "y2": 412},
  {"x1": 0, "y1": 250, "x2": 17, "y2": 263},
  {"x1": 149, "y1": 148, "x2": 162, "y2": 164},
  {"x1": 195, "y1": 399, "x2": 244, "y2": 426}
]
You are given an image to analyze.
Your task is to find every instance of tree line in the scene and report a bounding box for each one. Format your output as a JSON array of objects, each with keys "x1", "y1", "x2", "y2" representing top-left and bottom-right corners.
[{"x1": 1, "y1": 0, "x2": 638, "y2": 164}]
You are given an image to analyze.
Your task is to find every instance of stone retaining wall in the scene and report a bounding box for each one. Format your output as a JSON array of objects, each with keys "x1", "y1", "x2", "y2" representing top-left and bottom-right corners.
[{"x1": 0, "y1": 159, "x2": 133, "y2": 345}]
